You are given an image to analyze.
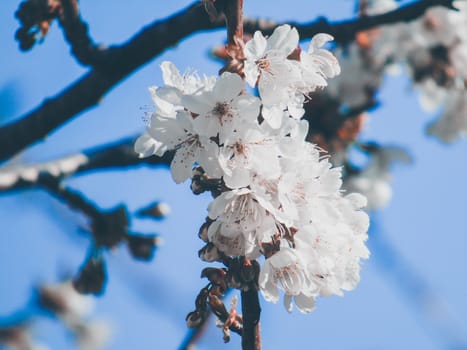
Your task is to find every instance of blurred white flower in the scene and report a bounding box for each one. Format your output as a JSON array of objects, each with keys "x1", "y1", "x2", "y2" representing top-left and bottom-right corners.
[
  {"x1": 427, "y1": 89, "x2": 467, "y2": 143},
  {"x1": 344, "y1": 145, "x2": 412, "y2": 210}
]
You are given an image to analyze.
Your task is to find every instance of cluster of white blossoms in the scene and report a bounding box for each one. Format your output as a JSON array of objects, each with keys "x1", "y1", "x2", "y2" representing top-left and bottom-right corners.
[
  {"x1": 136, "y1": 25, "x2": 369, "y2": 313},
  {"x1": 365, "y1": 0, "x2": 467, "y2": 142}
]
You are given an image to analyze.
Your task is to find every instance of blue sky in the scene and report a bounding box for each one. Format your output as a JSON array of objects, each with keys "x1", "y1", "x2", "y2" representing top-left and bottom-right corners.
[{"x1": 1, "y1": 1, "x2": 466, "y2": 349}]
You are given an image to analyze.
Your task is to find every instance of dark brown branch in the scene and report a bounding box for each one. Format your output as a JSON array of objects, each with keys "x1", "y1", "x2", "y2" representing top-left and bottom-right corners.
[
  {"x1": 241, "y1": 288, "x2": 261, "y2": 350},
  {"x1": 40, "y1": 174, "x2": 101, "y2": 220},
  {"x1": 39, "y1": 175, "x2": 144, "y2": 255},
  {"x1": 77, "y1": 137, "x2": 173, "y2": 174},
  {"x1": 0, "y1": 2, "x2": 223, "y2": 163},
  {"x1": 243, "y1": 0, "x2": 457, "y2": 42},
  {"x1": 219, "y1": 0, "x2": 245, "y2": 74},
  {"x1": 0, "y1": 136, "x2": 173, "y2": 193},
  {"x1": 224, "y1": 0, "x2": 243, "y2": 49},
  {"x1": 0, "y1": 0, "x2": 455, "y2": 163},
  {"x1": 58, "y1": 0, "x2": 101, "y2": 66}
]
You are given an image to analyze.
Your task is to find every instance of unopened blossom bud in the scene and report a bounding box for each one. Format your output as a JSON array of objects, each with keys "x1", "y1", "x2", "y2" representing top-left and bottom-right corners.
[
  {"x1": 73, "y1": 257, "x2": 107, "y2": 296},
  {"x1": 125, "y1": 233, "x2": 160, "y2": 261},
  {"x1": 208, "y1": 293, "x2": 228, "y2": 319},
  {"x1": 222, "y1": 326, "x2": 231, "y2": 343},
  {"x1": 186, "y1": 311, "x2": 204, "y2": 328},
  {"x1": 192, "y1": 166, "x2": 204, "y2": 178},
  {"x1": 198, "y1": 243, "x2": 220, "y2": 262},
  {"x1": 197, "y1": 219, "x2": 212, "y2": 242},
  {"x1": 195, "y1": 286, "x2": 210, "y2": 310},
  {"x1": 136, "y1": 201, "x2": 171, "y2": 219},
  {"x1": 201, "y1": 268, "x2": 227, "y2": 291},
  {"x1": 190, "y1": 178, "x2": 205, "y2": 195}
]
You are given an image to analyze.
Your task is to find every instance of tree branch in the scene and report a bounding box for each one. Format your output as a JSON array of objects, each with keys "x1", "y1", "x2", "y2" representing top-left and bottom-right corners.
[
  {"x1": 57, "y1": 0, "x2": 101, "y2": 66},
  {"x1": 243, "y1": 0, "x2": 457, "y2": 41},
  {"x1": 0, "y1": 2, "x2": 222, "y2": 163},
  {"x1": 0, "y1": 0, "x2": 455, "y2": 163},
  {"x1": 241, "y1": 288, "x2": 261, "y2": 350},
  {"x1": 178, "y1": 312, "x2": 213, "y2": 350},
  {"x1": 40, "y1": 174, "x2": 101, "y2": 219},
  {"x1": 0, "y1": 136, "x2": 173, "y2": 193}
]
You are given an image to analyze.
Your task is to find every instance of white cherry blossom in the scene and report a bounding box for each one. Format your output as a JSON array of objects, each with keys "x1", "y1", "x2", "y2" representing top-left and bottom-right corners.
[
  {"x1": 181, "y1": 72, "x2": 260, "y2": 143},
  {"x1": 135, "y1": 25, "x2": 369, "y2": 314},
  {"x1": 149, "y1": 110, "x2": 221, "y2": 183},
  {"x1": 259, "y1": 244, "x2": 317, "y2": 313},
  {"x1": 299, "y1": 33, "x2": 341, "y2": 91},
  {"x1": 218, "y1": 124, "x2": 280, "y2": 189},
  {"x1": 244, "y1": 25, "x2": 302, "y2": 127},
  {"x1": 157, "y1": 61, "x2": 216, "y2": 106}
]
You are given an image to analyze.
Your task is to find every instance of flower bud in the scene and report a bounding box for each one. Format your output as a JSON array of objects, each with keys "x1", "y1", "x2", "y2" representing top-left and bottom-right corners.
[
  {"x1": 197, "y1": 219, "x2": 211, "y2": 242},
  {"x1": 198, "y1": 243, "x2": 220, "y2": 262},
  {"x1": 136, "y1": 201, "x2": 171, "y2": 219},
  {"x1": 185, "y1": 311, "x2": 204, "y2": 328},
  {"x1": 73, "y1": 257, "x2": 107, "y2": 296},
  {"x1": 125, "y1": 233, "x2": 160, "y2": 261}
]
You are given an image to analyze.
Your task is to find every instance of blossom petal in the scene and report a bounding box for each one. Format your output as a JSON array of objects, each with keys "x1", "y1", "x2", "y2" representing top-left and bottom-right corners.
[
  {"x1": 181, "y1": 93, "x2": 214, "y2": 115},
  {"x1": 262, "y1": 105, "x2": 284, "y2": 129},
  {"x1": 160, "y1": 61, "x2": 182, "y2": 87},
  {"x1": 266, "y1": 25, "x2": 299, "y2": 55},
  {"x1": 134, "y1": 132, "x2": 165, "y2": 158},
  {"x1": 283, "y1": 294, "x2": 293, "y2": 313},
  {"x1": 244, "y1": 60, "x2": 260, "y2": 87},
  {"x1": 212, "y1": 72, "x2": 244, "y2": 102},
  {"x1": 170, "y1": 143, "x2": 196, "y2": 183},
  {"x1": 232, "y1": 94, "x2": 261, "y2": 123},
  {"x1": 244, "y1": 31, "x2": 267, "y2": 60},
  {"x1": 259, "y1": 263, "x2": 280, "y2": 303},
  {"x1": 294, "y1": 293, "x2": 316, "y2": 314},
  {"x1": 309, "y1": 33, "x2": 334, "y2": 51}
]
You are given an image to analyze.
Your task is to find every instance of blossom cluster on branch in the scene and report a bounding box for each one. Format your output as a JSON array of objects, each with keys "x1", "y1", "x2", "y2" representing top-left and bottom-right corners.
[
  {"x1": 335, "y1": 0, "x2": 467, "y2": 143},
  {"x1": 136, "y1": 24, "x2": 370, "y2": 314}
]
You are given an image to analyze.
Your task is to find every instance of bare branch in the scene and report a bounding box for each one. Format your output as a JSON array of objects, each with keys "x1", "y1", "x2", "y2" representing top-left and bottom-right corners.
[
  {"x1": 220, "y1": 0, "x2": 245, "y2": 74},
  {"x1": 241, "y1": 288, "x2": 261, "y2": 350},
  {"x1": 57, "y1": 0, "x2": 101, "y2": 66},
  {"x1": 243, "y1": 0, "x2": 457, "y2": 42},
  {"x1": 0, "y1": 0, "x2": 455, "y2": 163},
  {"x1": 0, "y1": 136, "x2": 173, "y2": 193},
  {"x1": 40, "y1": 174, "x2": 101, "y2": 219},
  {"x1": 0, "y1": 2, "x2": 222, "y2": 163}
]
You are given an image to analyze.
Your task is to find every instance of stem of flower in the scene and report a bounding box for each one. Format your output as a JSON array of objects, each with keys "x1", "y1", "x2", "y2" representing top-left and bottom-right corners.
[
  {"x1": 241, "y1": 287, "x2": 261, "y2": 350},
  {"x1": 221, "y1": 0, "x2": 245, "y2": 74},
  {"x1": 224, "y1": 0, "x2": 243, "y2": 50}
]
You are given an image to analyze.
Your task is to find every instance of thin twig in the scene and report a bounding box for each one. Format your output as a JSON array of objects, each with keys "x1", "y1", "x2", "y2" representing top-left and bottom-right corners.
[
  {"x1": 178, "y1": 313, "x2": 213, "y2": 350},
  {"x1": 40, "y1": 174, "x2": 101, "y2": 220}
]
